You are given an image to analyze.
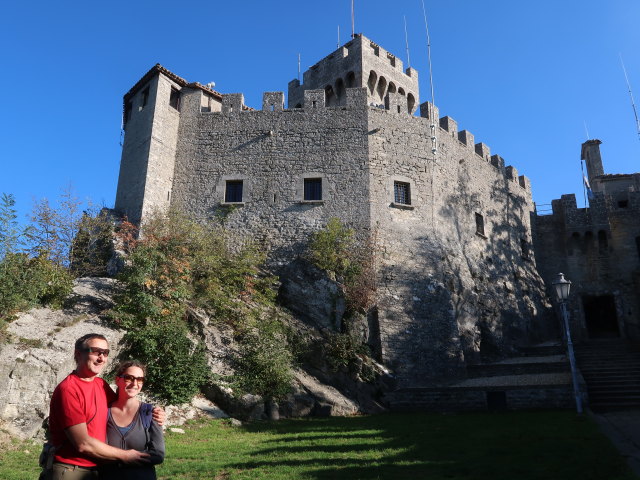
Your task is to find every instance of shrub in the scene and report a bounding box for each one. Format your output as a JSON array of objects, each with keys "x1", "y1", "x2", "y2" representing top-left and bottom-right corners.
[
  {"x1": 70, "y1": 210, "x2": 115, "y2": 277},
  {"x1": 308, "y1": 218, "x2": 377, "y2": 313},
  {"x1": 110, "y1": 211, "x2": 287, "y2": 404},
  {"x1": 233, "y1": 316, "x2": 294, "y2": 400},
  {"x1": 119, "y1": 318, "x2": 210, "y2": 404},
  {"x1": 0, "y1": 252, "x2": 73, "y2": 323}
]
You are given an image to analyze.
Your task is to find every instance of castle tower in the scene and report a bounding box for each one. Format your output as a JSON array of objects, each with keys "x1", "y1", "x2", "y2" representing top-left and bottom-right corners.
[
  {"x1": 581, "y1": 139, "x2": 604, "y2": 190},
  {"x1": 288, "y1": 34, "x2": 419, "y2": 113},
  {"x1": 115, "y1": 65, "x2": 203, "y2": 225}
]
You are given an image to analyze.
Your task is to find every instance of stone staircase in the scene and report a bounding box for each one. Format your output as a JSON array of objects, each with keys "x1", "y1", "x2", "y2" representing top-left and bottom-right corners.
[
  {"x1": 575, "y1": 339, "x2": 640, "y2": 412},
  {"x1": 386, "y1": 342, "x2": 580, "y2": 412}
]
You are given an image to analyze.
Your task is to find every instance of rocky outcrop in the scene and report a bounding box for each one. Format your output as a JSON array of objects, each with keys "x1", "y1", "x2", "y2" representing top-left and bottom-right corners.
[
  {"x1": 278, "y1": 259, "x2": 346, "y2": 331},
  {"x1": 0, "y1": 278, "x2": 123, "y2": 440},
  {"x1": 0, "y1": 277, "x2": 389, "y2": 440}
]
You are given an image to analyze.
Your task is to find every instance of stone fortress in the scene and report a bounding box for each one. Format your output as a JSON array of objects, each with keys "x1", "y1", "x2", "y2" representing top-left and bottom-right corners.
[
  {"x1": 114, "y1": 33, "x2": 639, "y2": 404},
  {"x1": 535, "y1": 140, "x2": 640, "y2": 341}
]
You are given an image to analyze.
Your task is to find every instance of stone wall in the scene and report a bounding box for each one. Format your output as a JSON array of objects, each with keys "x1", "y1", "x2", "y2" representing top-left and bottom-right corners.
[
  {"x1": 366, "y1": 104, "x2": 552, "y2": 386},
  {"x1": 164, "y1": 85, "x2": 554, "y2": 387},
  {"x1": 170, "y1": 87, "x2": 372, "y2": 261},
  {"x1": 534, "y1": 187, "x2": 640, "y2": 340}
]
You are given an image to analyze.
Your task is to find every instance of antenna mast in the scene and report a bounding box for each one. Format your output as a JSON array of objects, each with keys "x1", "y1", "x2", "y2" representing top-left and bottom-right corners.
[
  {"x1": 583, "y1": 120, "x2": 590, "y2": 140},
  {"x1": 298, "y1": 53, "x2": 301, "y2": 81},
  {"x1": 351, "y1": 0, "x2": 355, "y2": 38},
  {"x1": 620, "y1": 54, "x2": 640, "y2": 141},
  {"x1": 337, "y1": 25, "x2": 340, "y2": 48},
  {"x1": 421, "y1": 0, "x2": 437, "y2": 157},
  {"x1": 404, "y1": 15, "x2": 411, "y2": 69}
]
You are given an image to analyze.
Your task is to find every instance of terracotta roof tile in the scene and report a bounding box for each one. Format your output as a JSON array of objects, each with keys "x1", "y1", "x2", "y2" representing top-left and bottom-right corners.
[{"x1": 123, "y1": 64, "x2": 223, "y2": 103}]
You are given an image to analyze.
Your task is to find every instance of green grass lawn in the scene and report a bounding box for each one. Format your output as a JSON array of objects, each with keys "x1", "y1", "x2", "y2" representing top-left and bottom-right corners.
[{"x1": 2, "y1": 411, "x2": 635, "y2": 480}]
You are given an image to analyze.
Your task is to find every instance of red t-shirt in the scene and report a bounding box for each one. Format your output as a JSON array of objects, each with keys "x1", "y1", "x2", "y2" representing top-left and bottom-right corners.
[{"x1": 49, "y1": 372, "x2": 117, "y2": 467}]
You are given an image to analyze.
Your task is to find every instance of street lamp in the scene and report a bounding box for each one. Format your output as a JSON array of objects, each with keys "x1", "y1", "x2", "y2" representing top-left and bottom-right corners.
[{"x1": 552, "y1": 273, "x2": 583, "y2": 414}]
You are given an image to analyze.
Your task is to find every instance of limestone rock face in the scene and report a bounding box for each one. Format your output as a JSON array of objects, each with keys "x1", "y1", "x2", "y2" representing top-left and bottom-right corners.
[
  {"x1": 1, "y1": 277, "x2": 387, "y2": 440},
  {"x1": 0, "y1": 278, "x2": 124, "y2": 440},
  {"x1": 278, "y1": 259, "x2": 346, "y2": 331}
]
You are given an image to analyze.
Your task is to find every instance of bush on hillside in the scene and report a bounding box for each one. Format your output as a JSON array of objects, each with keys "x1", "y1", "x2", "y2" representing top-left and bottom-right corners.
[
  {"x1": 110, "y1": 212, "x2": 291, "y2": 404},
  {"x1": 0, "y1": 252, "x2": 73, "y2": 323}
]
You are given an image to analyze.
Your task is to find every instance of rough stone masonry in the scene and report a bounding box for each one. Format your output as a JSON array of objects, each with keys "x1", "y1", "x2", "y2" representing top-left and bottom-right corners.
[{"x1": 114, "y1": 33, "x2": 556, "y2": 388}]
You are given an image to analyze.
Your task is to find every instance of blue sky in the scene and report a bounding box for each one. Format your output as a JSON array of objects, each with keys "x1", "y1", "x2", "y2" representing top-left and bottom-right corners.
[{"x1": 1, "y1": 1, "x2": 639, "y2": 224}]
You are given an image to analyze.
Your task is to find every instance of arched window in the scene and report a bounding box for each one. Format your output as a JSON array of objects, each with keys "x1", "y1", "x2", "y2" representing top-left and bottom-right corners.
[
  {"x1": 598, "y1": 230, "x2": 608, "y2": 253},
  {"x1": 407, "y1": 93, "x2": 416, "y2": 114},
  {"x1": 583, "y1": 231, "x2": 594, "y2": 254},
  {"x1": 346, "y1": 71, "x2": 356, "y2": 88},
  {"x1": 377, "y1": 76, "x2": 387, "y2": 102},
  {"x1": 335, "y1": 78, "x2": 345, "y2": 105},
  {"x1": 367, "y1": 71, "x2": 377, "y2": 95},
  {"x1": 568, "y1": 232, "x2": 580, "y2": 255},
  {"x1": 388, "y1": 82, "x2": 397, "y2": 94},
  {"x1": 325, "y1": 85, "x2": 335, "y2": 106},
  {"x1": 398, "y1": 87, "x2": 406, "y2": 95}
]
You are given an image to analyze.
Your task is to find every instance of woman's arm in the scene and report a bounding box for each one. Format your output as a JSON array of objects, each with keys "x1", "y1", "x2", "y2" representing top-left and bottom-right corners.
[{"x1": 146, "y1": 420, "x2": 165, "y2": 465}]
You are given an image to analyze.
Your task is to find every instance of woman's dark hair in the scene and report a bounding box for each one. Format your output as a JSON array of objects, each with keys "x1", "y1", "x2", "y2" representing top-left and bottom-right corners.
[{"x1": 115, "y1": 360, "x2": 147, "y2": 377}]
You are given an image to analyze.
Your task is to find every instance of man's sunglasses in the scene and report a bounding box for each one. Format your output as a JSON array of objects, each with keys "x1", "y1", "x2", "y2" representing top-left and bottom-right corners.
[
  {"x1": 81, "y1": 347, "x2": 110, "y2": 357},
  {"x1": 118, "y1": 374, "x2": 145, "y2": 384}
]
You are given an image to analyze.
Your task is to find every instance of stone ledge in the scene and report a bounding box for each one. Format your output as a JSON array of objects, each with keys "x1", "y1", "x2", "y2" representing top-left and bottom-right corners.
[{"x1": 390, "y1": 202, "x2": 414, "y2": 210}]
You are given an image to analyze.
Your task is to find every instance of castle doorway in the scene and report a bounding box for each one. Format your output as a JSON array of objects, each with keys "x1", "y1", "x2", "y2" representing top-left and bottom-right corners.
[{"x1": 582, "y1": 295, "x2": 619, "y2": 338}]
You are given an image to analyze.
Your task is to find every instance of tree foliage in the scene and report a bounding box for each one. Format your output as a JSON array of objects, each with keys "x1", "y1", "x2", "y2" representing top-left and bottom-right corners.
[
  {"x1": 26, "y1": 186, "x2": 84, "y2": 268},
  {"x1": 0, "y1": 252, "x2": 73, "y2": 324},
  {"x1": 0, "y1": 193, "x2": 74, "y2": 326},
  {"x1": 233, "y1": 317, "x2": 294, "y2": 400},
  {"x1": 110, "y1": 212, "x2": 290, "y2": 404},
  {"x1": 308, "y1": 217, "x2": 377, "y2": 313},
  {"x1": 0, "y1": 193, "x2": 23, "y2": 259}
]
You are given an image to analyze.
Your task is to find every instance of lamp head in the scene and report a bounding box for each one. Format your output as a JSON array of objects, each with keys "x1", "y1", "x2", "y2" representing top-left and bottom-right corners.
[{"x1": 552, "y1": 272, "x2": 571, "y2": 301}]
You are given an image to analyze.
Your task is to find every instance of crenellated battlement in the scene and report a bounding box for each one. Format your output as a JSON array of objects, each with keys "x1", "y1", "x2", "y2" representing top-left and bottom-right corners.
[
  {"x1": 181, "y1": 88, "x2": 532, "y2": 191},
  {"x1": 287, "y1": 34, "x2": 419, "y2": 113},
  {"x1": 417, "y1": 101, "x2": 530, "y2": 189}
]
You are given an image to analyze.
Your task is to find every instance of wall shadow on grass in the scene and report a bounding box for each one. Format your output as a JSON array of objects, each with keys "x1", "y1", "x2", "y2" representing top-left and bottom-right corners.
[{"x1": 204, "y1": 412, "x2": 634, "y2": 480}]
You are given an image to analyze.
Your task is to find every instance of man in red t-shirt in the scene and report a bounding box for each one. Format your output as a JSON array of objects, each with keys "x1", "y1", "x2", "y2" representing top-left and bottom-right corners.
[{"x1": 46, "y1": 334, "x2": 152, "y2": 479}]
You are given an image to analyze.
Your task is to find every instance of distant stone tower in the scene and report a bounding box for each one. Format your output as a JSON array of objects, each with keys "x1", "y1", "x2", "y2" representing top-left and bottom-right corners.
[
  {"x1": 581, "y1": 139, "x2": 604, "y2": 188},
  {"x1": 288, "y1": 33, "x2": 419, "y2": 112}
]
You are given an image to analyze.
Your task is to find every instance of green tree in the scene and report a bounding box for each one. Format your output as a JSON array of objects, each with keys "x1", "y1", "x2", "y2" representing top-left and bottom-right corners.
[
  {"x1": 234, "y1": 317, "x2": 294, "y2": 401},
  {"x1": 0, "y1": 193, "x2": 23, "y2": 259},
  {"x1": 27, "y1": 185, "x2": 83, "y2": 268},
  {"x1": 110, "y1": 212, "x2": 287, "y2": 404}
]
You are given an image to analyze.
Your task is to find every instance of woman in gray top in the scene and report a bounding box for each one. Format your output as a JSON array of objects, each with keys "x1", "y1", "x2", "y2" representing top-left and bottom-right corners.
[{"x1": 101, "y1": 361, "x2": 165, "y2": 480}]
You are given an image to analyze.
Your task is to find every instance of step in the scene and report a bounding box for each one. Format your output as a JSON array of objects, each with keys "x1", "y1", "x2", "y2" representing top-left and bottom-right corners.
[{"x1": 467, "y1": 362, "x2": 568, "y2": 377}]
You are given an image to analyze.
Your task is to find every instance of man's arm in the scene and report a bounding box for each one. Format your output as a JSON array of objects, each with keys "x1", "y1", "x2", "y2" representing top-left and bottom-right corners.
[
  {"x1": 65, "y1": 423, "x2": 150, "y2": 464},
  {"x1": 152, "y1": 406, "x2": 166, "y2": 427}
]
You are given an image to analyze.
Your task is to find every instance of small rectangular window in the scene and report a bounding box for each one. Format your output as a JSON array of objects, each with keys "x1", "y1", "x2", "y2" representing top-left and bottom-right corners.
[
  {"x1": 618, "y1": 200, "x2": 629, "y2": 208},
  {"x1": 304, "y1": 178, "x2": 322, "y2": 201},
  {"x1": 521, "y1": 238, "x2": 530, "y2": 260},
  {"x1": 394, "y1": 181, "x2": 411, "y2": 205},
  {"x1": 141, "y1": 87, "x2": 150, "y2": 109},
  {"x1": 636, "y1": 236, "x2": 640, "y2": 259},
  {"x1": 169, "y1": 87, "x2": 180, "y2": 111},
  {"x1": 475, "y1": 213, "x2": 485, "y2": 236},
  {"x1": 225, "y1": 180, "x2": 243, "y2": 203}
]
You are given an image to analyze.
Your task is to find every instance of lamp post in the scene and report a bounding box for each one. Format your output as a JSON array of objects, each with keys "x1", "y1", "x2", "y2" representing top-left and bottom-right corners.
[{"x1": 552, "y1": 273, "x2": 583, "y2": 414}]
